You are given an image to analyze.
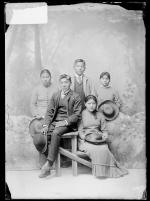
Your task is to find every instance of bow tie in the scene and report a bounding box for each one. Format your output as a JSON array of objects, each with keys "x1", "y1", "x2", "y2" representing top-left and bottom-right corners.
[{"x1": 61, "y1": 89, "x2": 70, "y2": 99}]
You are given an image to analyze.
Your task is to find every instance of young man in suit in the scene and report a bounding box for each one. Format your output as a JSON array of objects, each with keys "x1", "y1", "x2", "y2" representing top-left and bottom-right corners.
[
  {"x1": 71, "y1": 59, "x2": 94, "y2": 110},
  {"x1": 34, "y1": 74, "x2": 82, "y2": 178}
]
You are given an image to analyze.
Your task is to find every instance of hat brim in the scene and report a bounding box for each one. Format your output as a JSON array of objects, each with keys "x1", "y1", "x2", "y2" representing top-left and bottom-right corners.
[
  {"x1": 32, "y1": 134, "x2": 47, "y2": 153},
  {"x1": 85, "y1": 133, "x2": 106, "y2": 145},
  {"x1": 29, "y1": 117, "x2": 47, "y2": 153},
  {"x1": 85, "y1": 138, "x2": 106, "y2": 145},
  {"x1": 29, "y1": 117, "x2": 44, "y2": 136},
  {"x1": 98, "y1": 100, "x2": 119, "y2": 121}
]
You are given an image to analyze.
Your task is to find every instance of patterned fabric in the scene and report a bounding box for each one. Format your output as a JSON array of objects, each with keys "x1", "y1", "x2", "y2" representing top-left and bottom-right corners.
[
  {"x1": 60, "y1": 89, "x2": 71, "y2": 99},
  {"x1": 30, "y1": 83, "x2": 57, "y2": 117}
]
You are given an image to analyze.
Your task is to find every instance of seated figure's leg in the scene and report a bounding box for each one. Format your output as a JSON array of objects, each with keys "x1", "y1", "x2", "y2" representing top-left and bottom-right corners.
[
  {"x1": 47, "y1": 126, "x2": 71, "y2": 164},
  {"x1": 38, "y1": 125, "x2": 72, "y2": 178},
  {"x1": 39, "y1": 153, "x2": 47, "y2": 168}
]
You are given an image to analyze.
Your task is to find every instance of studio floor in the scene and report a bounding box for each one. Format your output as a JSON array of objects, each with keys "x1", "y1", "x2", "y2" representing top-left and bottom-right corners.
[{"x1": 6, "y1": 165, "x2": 146, "y2": 199}]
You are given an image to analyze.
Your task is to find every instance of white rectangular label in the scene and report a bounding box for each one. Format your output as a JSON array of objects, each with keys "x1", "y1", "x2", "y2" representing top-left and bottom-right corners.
[{"x1": 5, "y1": 3, "x2": 48, "y2": 24}]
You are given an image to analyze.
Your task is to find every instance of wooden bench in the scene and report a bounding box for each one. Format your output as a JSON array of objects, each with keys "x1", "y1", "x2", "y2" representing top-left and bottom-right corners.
[{"x1": 55, "y1": 131, "x2": 92, "y2": 176}]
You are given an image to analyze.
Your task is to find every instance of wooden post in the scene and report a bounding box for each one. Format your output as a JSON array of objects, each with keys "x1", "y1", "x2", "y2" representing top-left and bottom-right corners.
[
  {"x1": 34, "y1": 24, "x2": 42, "y2": 71},
  {"x1": 71, "y1": 135, "x2": 78, "y2": 176},
  {"x1": 55, "y1": 152, "x2": 61, "y2": 177},
  {"x1": 59, "y1": 148, "x2": 92, "y2": 168}
]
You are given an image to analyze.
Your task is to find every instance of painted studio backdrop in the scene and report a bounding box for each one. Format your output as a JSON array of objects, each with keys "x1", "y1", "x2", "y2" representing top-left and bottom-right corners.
[{"x1": 5, "y1": 4, "x2": 145, "y2": 170}]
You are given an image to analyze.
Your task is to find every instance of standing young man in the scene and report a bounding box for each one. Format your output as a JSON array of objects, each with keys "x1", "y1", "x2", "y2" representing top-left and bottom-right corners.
[
  {"x1": 33, "y1": 74, "x2": 82, "y2": 178},
  {"x1": 71, "y1": 59, "x2": 94, "y2": 110}
]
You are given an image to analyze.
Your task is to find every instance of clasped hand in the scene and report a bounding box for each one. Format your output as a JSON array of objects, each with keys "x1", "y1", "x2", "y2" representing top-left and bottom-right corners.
[
  {"x1": 55, "y1": 121, "x2": 67, "y2": 128},
  {"x1": 41, "y1": 126, "x2": 48, "y2": 135},
  {"x1": 102, "y1": 132, "x2": 108, "y2": 140}
]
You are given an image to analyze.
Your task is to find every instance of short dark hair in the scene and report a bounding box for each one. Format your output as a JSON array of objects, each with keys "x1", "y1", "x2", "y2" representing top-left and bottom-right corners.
[
  {"x1": 40, "y1": 69, "x2": 51, "y2": 78},
  {"x1": 100, "y1": 72, "x2": 110, "y2": 80},
  {"x1": 59, "y1": 74, "x2": 72, "y2": 82},
  {"x1": 85, "y1": 95, "x2": 97, "y2": 105},
  {"x1": 74, "y1": 59, "x2": 86, "y2": 68}
]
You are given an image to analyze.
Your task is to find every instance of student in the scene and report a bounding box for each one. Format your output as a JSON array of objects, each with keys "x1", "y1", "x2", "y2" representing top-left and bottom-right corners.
[
  {"x1": 34, "y1": 74, "x2": 82, "y2": 178},
  {"x1": 71, "y1": 59, "x2": 94, "y2": 109},
  {"x1": 30, "y1": 69, "x2": 57, "y2": 168},
  {"x1": 30, "y1": 69, "x2": 57, "y2": 118},
  {"x1": 78, "y1": 95, "x2": 128, "y2": 178},
  {"x1": 94, "y1": 72, "x2": 121, "y2": 110}
]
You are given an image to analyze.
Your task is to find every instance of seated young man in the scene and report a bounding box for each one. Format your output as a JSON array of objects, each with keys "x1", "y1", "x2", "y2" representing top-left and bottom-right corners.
[{"x1": 34, "y1": 74, "x2": 82, "y2": 178}]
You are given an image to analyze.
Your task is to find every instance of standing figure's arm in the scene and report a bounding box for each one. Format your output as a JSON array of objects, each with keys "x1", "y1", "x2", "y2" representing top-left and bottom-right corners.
[{"x1": 113, "y1": 89, "x2": 122, "y2": 109}]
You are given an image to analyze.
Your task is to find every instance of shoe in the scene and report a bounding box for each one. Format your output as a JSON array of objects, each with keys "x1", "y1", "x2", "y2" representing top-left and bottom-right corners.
[
  {"x1": 38, "y1": 161, "x2": 52, "y2": 178},
  {"x1": 41, "y1": 161, "x2": 53, "y2": 170},
  {"x1": 39, "y1": 169, "x2": 51, "y2": 178}
]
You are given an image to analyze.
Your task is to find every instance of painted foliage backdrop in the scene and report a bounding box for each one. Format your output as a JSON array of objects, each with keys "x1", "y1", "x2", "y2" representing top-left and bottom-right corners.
[{"x1": 5, "y1": 4, "x2": 145, "y2": 170}]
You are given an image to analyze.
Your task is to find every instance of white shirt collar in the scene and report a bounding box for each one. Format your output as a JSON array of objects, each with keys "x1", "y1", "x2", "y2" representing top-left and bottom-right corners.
[
  {"x1": 74, "y1": 73, "x2": 83, "y2": 80},
  {"x1": 100, "y1": 84, "x2": 111, "y2": 88}
]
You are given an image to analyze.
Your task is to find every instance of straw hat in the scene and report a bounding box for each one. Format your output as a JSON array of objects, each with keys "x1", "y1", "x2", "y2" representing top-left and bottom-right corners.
[
  {"x1": 29, "y1": 117, "x2": 47, "y2": 153},
  {"x1": 98, "y1": 100, "x2": 119, "y2": 121}
]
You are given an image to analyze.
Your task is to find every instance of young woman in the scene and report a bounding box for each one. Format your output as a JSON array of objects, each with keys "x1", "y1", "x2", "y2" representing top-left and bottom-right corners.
[
  {"x1": 94, "y1": 72, "x2": 121, "y2": 109},
  {"x1": 30, "y1": 69, "x2": 57, "y2": 118},
  {"x1": 30, "y1": 69, "x2": 57, "y2": 168},
  {"x1": 78, "y1": 95, "x2": 128, "y2": 178}
]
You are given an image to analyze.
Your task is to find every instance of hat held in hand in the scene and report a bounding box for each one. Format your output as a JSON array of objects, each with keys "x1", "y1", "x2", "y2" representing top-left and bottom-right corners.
[
  {"x1": 29, "y1": 117, "x2": 47, "y2": 153},
  {"x1": 98, "y1": 100, "x2": 119, "y2": 121}
]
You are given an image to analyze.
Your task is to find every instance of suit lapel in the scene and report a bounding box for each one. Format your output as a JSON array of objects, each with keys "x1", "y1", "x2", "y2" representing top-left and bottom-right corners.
[
  {"x1": 52, "y1": 91, "x2": 61, "y2": 119},
  {"x1": 83, "y1": 75, "x2": 88, "y2": 96},
  {"x1": 66, "y1": 90, "x2": 73, "y2": 116},
  {"x1": 71, "y1": 76, "x2": 75, "y2": 91}
]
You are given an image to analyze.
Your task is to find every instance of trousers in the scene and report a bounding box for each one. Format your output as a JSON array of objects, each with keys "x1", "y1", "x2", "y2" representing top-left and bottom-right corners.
[{"x1": 46, "y1": 126, "x2": 71, "y2": 163}]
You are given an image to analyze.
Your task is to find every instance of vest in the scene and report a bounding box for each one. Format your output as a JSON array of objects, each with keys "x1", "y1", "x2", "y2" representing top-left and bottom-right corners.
[
  {"x1": 74, "y1": 77, "x2": 85, "y2": 109},
  {"x1": 54, "y1": 96, "x2": 68, "y2": 121}
]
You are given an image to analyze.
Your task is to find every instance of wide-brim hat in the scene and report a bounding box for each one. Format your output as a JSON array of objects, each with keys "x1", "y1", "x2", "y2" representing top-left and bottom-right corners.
[
  {"x1": 98, "y1": 100, "x2": 119, "y2": 121},
  {"x1": 29, "y1": 117, "x2": 47, "y2": 153},
  {"x1": 85, "y1": 132, "x2": 106, "y2": 145}
]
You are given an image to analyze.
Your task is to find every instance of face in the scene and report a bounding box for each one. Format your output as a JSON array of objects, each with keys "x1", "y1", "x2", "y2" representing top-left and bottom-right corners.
[
  {"x1": 100, "y1": 75, "x2": 110, "y2": 87},
  {"x1": 85, "y1": 99, "x2": 97, "y2": 112},
  {"x1": 74, "y1": 62, "x2": 85, "y2": 76},
  {"x1": 59, "y1": 78, "x2": 71, "y2": 92},
  {"x1": 41, "y1": 72, "x2": 51, "y2": 87}
]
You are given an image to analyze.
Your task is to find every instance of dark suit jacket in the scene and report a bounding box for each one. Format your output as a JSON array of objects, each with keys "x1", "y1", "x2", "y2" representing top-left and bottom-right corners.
[{"x1": 44, "y1": 89, "x2": 82, "y2": 131}]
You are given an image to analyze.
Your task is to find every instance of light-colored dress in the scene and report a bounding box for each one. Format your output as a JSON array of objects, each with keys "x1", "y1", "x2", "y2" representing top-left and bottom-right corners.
[
  {"x1": 78, "y1": 109, "x2": 128, "y2": 178},
  {"x1": 30, "y1": 83, "x2": 57, "y2": 117},
  {"x1": 30, "y1": 83, "x2": 57, "y2": 168},
  {"x1": 94, "y1": 84, "x2": 121, "y2": 109}
]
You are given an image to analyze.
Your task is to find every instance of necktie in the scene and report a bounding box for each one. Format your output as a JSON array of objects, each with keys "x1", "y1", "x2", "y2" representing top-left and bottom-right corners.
[{"x1": 78, "y1": 76, "x2": 82, "y2": 84}]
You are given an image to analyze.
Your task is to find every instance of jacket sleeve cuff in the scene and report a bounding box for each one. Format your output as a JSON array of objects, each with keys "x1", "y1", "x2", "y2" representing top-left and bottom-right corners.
[
  {"x1": 42, "y1": 124, "x2": 48, "y2": 128},
  {"x1": 64, "y1": 120, "x2": 69, "y2": 126}
]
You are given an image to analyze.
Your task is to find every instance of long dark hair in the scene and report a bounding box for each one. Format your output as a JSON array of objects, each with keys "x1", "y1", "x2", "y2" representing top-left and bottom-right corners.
[
  {"x1": 85, "y1": 95, "x2": 97, "y2": 105},
  {"x1": 84, "y1": 95, "x2": 98, "y2": 117},
  {"x1": 99, "y1": 71, "x2": 110, "y2": 80},
  {"x1": 40, "y1": 69, "x2": 51, "y2": 78}
]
